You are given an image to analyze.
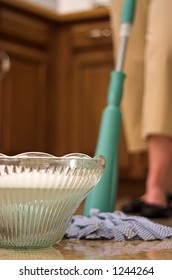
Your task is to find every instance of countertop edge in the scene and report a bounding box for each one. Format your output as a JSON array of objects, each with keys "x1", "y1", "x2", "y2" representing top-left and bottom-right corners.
[{"x1": 0, "y1": 0, "x2": 110, "y2": 22}]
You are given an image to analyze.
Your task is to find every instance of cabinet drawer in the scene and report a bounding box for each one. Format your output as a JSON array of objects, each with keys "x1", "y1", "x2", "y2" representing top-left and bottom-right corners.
[
  {"x1": 0, "y1": 8, "x2": 49, "y2": 45},
  {"x1": 70, "y1": 21, "x2": 112, "y2": 49}
]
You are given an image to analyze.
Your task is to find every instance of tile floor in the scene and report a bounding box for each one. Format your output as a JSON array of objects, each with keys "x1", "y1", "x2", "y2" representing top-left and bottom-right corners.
[{"x1": 0, "y1": 197, "x2": 172, "y2": 260}]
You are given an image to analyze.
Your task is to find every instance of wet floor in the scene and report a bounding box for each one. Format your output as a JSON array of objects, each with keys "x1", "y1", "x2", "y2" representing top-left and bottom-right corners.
[
  {"x1": 0, "y1": 237, "x2": 172, "y2": 260},
  {"x1": 0, "y1": 200, "x2": 172, "y2": 260}
]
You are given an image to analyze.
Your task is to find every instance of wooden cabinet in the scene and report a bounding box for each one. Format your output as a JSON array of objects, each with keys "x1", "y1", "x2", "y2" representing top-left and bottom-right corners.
[
  {"x1": 69, "y1": 22, "x2": 113, "y2": 155},
  {"x1": 0, "y1": 42, "x2": 47, "y2": 155},
  {"x1": 0, "y1": 5, "x2": 50, "y2": 155}
]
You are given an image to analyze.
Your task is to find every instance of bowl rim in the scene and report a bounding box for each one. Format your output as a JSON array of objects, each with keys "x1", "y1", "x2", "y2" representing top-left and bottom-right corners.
[{"x1": 0, "y1": 152, "x2": 105, "y2": 165}]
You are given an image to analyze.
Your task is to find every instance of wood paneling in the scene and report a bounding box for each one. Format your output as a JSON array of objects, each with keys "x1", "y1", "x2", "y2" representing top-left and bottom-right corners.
[
  {"x1": 70, "y1": 50, "x2": 113, "y2": 155},
  {"x1": 0, "y1": 8, "x2": 49, "y2": 45},
  {"x1": 0, "y1": 41, "x2": 47, "y2": 155}
]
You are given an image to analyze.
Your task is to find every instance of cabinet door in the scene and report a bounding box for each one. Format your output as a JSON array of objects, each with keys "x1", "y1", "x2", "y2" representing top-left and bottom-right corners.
[
  {"x1": 0, "y1": 41, "x2": 47, "y2": 155},
  {"x1": 70, "y1": 50, "x2": 114, "y2": 155}
]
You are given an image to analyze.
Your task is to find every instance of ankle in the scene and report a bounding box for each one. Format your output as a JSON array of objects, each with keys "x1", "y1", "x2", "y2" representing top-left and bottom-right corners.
[{"x1": 144, "y1": 183, "x2": 167, "y2": 205}]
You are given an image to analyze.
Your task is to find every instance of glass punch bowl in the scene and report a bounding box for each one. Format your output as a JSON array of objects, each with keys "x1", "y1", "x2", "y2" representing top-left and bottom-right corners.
[{"x1": 0, "y1": 152, "x2": 105, "y2": 249}]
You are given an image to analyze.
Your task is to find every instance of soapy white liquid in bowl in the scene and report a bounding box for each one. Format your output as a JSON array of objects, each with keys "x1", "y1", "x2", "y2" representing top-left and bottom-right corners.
[{"x1": 0, "y1": 171, "x2": 97, "y2": 248}]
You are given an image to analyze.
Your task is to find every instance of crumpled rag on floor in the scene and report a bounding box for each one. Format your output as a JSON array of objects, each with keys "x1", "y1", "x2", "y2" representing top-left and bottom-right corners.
[{"x1": 65, "y1": 209, "x2": 172, "y2": 241}]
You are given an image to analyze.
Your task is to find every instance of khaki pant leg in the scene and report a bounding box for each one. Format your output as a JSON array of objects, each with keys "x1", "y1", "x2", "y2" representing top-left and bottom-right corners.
[
  {"x1": 142, "y1": 0, "x2": 172, "y2": 139},
  {"x1": 110, "y1": 0, "x2": 148, "y2": 152}
]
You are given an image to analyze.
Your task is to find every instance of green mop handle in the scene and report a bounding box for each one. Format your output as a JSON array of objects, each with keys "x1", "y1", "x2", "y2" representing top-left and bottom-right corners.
[
  {"x1": 116, "y1": 0, "x2": 136, "y2": 72},
  {"x1": 83, "y1": 0, "x2": 136, "y2": 216},
  {"x1": 121, "y1": 0, "x2": 136, "y2": 24},
  {"x1": 108, "y1": 0, "x2": 136, "y2": 211},
  {"x1": 109, "y1": 0, "x2": 136, "y2": 105}
]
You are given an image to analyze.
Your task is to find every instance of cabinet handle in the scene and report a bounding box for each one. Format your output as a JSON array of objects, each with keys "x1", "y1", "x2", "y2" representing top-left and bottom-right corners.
[
  {"x1": 86, "y1": 28, "x2": 112, "y2": 39},
  {"x1": 0, "y1": 52, "x2": 11, "y2": 79}
]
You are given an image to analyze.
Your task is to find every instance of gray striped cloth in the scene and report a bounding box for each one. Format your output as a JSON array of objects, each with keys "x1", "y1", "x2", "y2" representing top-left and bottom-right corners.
[{"x1": 65, "y1": 209, "x2": 172, "y2": 241}]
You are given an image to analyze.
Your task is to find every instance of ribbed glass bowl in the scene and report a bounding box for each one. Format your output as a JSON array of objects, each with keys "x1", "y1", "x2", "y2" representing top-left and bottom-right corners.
[{"x1": 0, "y1": 152, "x2": 105, "y2": 249}]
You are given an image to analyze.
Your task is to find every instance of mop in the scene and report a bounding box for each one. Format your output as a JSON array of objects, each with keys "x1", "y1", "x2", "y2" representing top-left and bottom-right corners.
[{"x1": 65, "y1": 0, "x2": 172, "y2": 241}]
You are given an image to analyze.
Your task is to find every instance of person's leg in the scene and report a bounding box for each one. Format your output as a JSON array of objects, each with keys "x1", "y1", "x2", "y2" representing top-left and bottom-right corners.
[
  {"x1": 122, "y1": 134, "x2": 172, "y2": 217},
  {"x1": 144, "y1": 136, "x2": 172, "y2": 206},
  {"x1": 111, "y1": 0, "x2": 172, "y2": 217},
  {"x1": 141, "y1": 0, "x2": 172, "y2": 208}
]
